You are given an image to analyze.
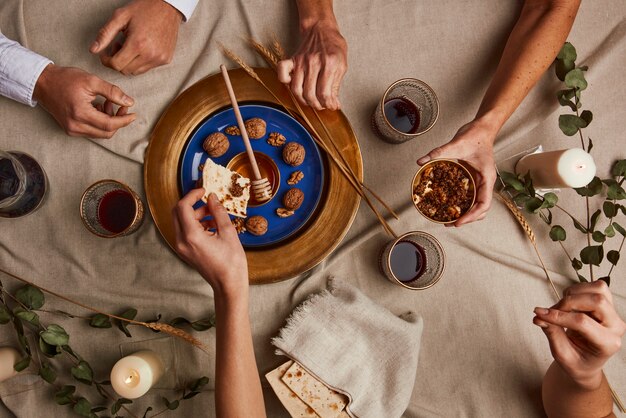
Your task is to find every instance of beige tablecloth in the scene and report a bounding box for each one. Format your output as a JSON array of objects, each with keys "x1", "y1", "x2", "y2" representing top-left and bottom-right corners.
[{"x1": 1, "y1": 1, "x2": 625, "y2": 417}]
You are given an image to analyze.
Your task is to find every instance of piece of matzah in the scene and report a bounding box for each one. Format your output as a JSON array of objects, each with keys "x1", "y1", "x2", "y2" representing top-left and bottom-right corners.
[
  {"x1": 201, "y1": 158, "x2": 250, "y2": 218},
  {"x1": 266, "y1": 361, "x2": 320, "y2": 418}
]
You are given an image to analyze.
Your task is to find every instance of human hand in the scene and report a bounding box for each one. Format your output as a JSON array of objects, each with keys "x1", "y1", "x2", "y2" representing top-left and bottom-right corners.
[
  {"x1": 90, "y1": 0, "x2": 183, "y2": 75},
  {"x1": 277, "y1": 20, "x2": 347, "y2": 111},
  {"x1": 33, "y1": 64, "x2": 136, "y2": 139},
  {"x1": 173, "y1": 189, "x2": 249, "y2": 298},
  {"x1": 416, "y1": 119, "x2": 498, "y2": 227},
  {"x1": 534, "y1": 280, "x2": 626, "y2": 390}
]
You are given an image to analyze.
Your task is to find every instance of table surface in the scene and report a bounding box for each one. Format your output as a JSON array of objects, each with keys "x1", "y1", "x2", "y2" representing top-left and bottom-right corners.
[{"x1": 0, "y1": 1, "x2": 625, "y2": 417}]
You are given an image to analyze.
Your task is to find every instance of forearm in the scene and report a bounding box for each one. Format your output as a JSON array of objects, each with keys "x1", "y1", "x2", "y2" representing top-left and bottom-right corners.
[
  {"x1": 542, "y1": 362, "x2": 614, "y2": 418},
  {"x1": 214, "y1": 292, "x2": 266, "y2": 417},
  {"x1": 295, "y1": 0, "x2": 337, "y2": 31},
  {"x1": 476, "y1": 0, "x2": 580, "y2": 135}
]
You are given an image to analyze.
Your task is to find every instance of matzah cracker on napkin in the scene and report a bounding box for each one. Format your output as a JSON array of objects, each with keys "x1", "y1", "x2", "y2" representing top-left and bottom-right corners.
[
  {"x1": 200, "y1": 158, "x2": 250, "y2": 218},
  {"x1": 266, "y1": 361, "x2": 320, "y2": 417},
  {"x1": 281, "y1": 361, "x2": 347, "y2": 418}
]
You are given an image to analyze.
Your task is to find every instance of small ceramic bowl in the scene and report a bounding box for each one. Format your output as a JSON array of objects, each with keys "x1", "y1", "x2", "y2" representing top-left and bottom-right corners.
[
  {"x1": 411, "y1": 159, "x2": 476, "y2": 224},
  {"x1": 226, "y1": 152, "x2": 280, "y2": 207}
]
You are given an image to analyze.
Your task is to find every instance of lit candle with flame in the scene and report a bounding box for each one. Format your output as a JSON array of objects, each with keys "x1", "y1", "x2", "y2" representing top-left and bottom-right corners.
[
  {"x1": 515, "y1": 148, "x2": 596, "y2": 189},
  {"x1": 110, "y1": 350, "x2": 164, "y2": 399}
]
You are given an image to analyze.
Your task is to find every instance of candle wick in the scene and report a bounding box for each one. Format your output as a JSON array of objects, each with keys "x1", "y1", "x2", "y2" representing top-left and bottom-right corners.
[{"x1": 577, "y1": 164, "x2": 585, "y2": 169}]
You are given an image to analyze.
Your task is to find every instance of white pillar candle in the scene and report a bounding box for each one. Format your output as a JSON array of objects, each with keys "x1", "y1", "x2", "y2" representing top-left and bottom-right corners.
[
  {"x1": 515, "y1": 148, "x2": 596, "y2": 189},
  {"x1": 110, "y1": 350, "x2": 164, "y2": 399},
  {"x1": 0, "y1": 347, "x2": 20, "y2": 382}
]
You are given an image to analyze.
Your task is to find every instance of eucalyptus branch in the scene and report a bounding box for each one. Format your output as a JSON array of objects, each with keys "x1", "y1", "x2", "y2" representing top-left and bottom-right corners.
[
  {"x1": 607, "y1": 234, "x2": 625, "y2": 278},
  {"x1": 586, "y1": 196, "x2": 593, "y2": 280},
  {"x1": 554, "y1": 204, "x2": 587, "y2": 231}
]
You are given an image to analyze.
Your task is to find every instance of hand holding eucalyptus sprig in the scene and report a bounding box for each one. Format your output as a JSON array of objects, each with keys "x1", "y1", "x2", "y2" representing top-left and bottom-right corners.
[
  {"x1": 0, "y1": 274, "x2": 212, "y2": 418},
  {"x1": 500, "y1": 42, "x2": 626, "y2": 285}
]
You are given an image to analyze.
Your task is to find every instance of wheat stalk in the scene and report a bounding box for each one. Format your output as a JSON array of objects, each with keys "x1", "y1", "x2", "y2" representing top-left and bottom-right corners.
[
  {"x1": 248, "y1": 38, "x2": 278, "y2": 69},
  {"x1": 271, "y1": 33, "x2": 287, "y2": 61},
  {"x1": 497, "y1": 194, "x2": 559, "y2": 299},
  {"x1": 0, "y1": 267, "x2": 209, "y2": 354}
]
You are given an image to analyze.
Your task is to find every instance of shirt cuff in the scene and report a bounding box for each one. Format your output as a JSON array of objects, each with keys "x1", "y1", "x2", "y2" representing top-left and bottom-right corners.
[
  {"x1": 162, "y1": 0, "x2": 199, "y2": 21},
  {"x1": 0, "y1": 45, "x2": 52, "y2": 107}
]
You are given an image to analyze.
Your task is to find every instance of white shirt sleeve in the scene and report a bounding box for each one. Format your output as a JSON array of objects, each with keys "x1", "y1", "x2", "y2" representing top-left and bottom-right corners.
[
  {"x1": 162, "y1": 0, "x2": 199, "y2": 21},
  {"x1": 0, "y1": 32, "x2": 52, "y2": 107}
]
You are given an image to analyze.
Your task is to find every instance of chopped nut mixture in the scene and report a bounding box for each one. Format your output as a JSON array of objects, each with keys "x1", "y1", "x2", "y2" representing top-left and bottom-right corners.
[
  {"x1": 413, "y1": 161, "x2": 473, "y2": 222},
  {"x1": 228, "y1": 174, "x2": 244, "y2": 198}
]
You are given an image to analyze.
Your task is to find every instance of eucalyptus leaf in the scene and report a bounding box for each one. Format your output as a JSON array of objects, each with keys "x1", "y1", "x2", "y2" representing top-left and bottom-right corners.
[
  {"x1": 142, "y1": 406, "x2": 153, "y2": 418},
  {"x1": 607, "y1": 184, "x2": 626, "y2": 200},
  {"x1": 577, "y1": 274, "x2": 588, "y2": 283},
  {"x1": 523, "y1": 172, "x2": 536, "y2": 197},
  {"x1": 614, "y1": 222, "x2": 626, "y2": 236},
  {"x1": 91, "y1": 406, "x2": 107, "y2": 413},
  {"x1": 580, "y1": 245, "x2": 603, "y2": 266},
  {"x1": 13, "y1": 307, "x2": 39, "y2": 326},
  {"x1": 538, "y1": 210, "x2": 552, "y2": 225},
  {"x1": 575, "y1": 176, "x2": 603, "y2": 197},
  {"x1": 590, "y1": 209, "x2": 602, "y2": 230},
  {"x1": 39, "y1": 362, "x2": 57, "y2": 384},
  {"x1": 513, "y1": 194, "x2": 531, "y2": 207},
  {"x1": 111, "y1": 398, "x2": 132, "y2": 415},
  {"x1": 564, "y1": 68, "x2": 588, "y2": 91},
  {"x1": 587, "y1": 137, "x2": 593, "y2": 152},
  {"x1": 39, "y1": 337, "x2": 62, "y2": 357},
  {"x1": 40, "y1": 324, "x2": 69, "y2": 347},
  {"x1": 557, "y1": 42, "x2": 577, "y2": 62},
  {"x1": 15, "y1": 285, "x2": 45, "y2": 310},
  {"x1": 0, "y1": 305, "x2": 11, "y2": 324},
  {"x1": 572, "y1": 217, "x2": 588, "y2": 234},
  {"x1": 607, "y1": 250, "x2": 620, "y2": 266},
  {"x1": 542, "y1": 192, "x2": 558, "y2": 208},
  {"x1": 580, "y1": 110, "x2": 593, "y2": 126},
  {"x1": 499, "y1": 171, "x2": 524, "y2": 191},
  {"x1": 13, "y1": 356, "x2": 30, "y2": 372},
  {"x1": 71, "y1": 361, "x2": 94, "y2": 385},
  {"x1": 603, "y1": 201, "x2": 617, "y2": 218},
  {"x1": 162, "y1": 397, "x2": 180, "y2": 410},
  {"x1": 556, "y1": 89, "x2": 577, "y2": 111},
  {"x1": 571, "y1": 258, "x2": 583, "y2": 271},
  {"x1": 116, "y1": 308, "x2": 137, "y2": 338},
  {"x1": 190, "y1": 376, "x2": 210, "y2": 392},
  {"x1": 191, "y1": 316, "x2": 215, "y2": 332},
  {"x1": 525, "y1": 197, "x2": 543, "y2": 213},
  {"x1": 89, "y1": 314, "x2": 112, "y2": 329},
  {"x1": 549, "y1": 225, "x2": 566, "y2": 241},
  {"x1": 183, "y1": 391, "x2": 201, "y2": 399},
  {"x1": 598, "y1": 276, "x2": 610, "y2": 286},
  {"x1": 592, "y1": 231, "x2": 605, "y2": 243},
  {"x1": 54, "y1": 385, "x2": 76, "y2": 405},
  {"x1": 73, "y1": 397, "x2": 92, "y2": 417},
  {"x1": 559, "y1": 114, "x2": 587, "y2": 136},
  {"x1": 612, "y1": 160, "x2": 626, "y2": 177},
  {"x1": 605, "y1": 224, "x2": 616, "y2": 238}
]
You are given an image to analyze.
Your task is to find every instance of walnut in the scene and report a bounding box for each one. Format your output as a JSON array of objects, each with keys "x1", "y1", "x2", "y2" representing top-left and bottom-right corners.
[
  {"x1": 202, "y1": 132, "x2": 229, "y2": 157},
  {"x1": 287, "y1": 170, "x2": 304, "y2": 185},
  {"x1": 282, "y1": 142, "x2": 305, "y2": 166},
  {"x1": 283, "y1": 188, "x2": 304, "y2": 210},
  {"x1": 245, "y1": 215, "x2": 268, "y2": 236},
  {"x1": 244, "y1": 118, "x2": 266, "y2": 139},
  {"x1": 276, "y1": 208, "x2": 295, "y2": 218},
  {"x1": 231, "y1": 217, "x2": 246, "y2": 234},
  {"x1": 267, "y1": 132, "x2": 286, "y2": 146},
  {"x1": 225, "y1": 125, "x2": 241, "y2": 135}
]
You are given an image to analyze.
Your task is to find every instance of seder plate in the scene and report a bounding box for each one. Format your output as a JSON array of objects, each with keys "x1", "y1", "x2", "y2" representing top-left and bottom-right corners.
[{"x1": 144, "y1": 68, "x2": 362, "y2": 284}]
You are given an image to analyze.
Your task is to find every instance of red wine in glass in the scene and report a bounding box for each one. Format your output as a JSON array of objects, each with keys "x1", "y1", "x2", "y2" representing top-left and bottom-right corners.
[
  {"x1": 98, "y1": 190, "x2": 137, "y2": 234},
  {"x1": 389, "y1": 240, "x2": 426, "y2": 282},
  {"x1": 384, "y1": 97, "x2": 421, "y2": 134}
]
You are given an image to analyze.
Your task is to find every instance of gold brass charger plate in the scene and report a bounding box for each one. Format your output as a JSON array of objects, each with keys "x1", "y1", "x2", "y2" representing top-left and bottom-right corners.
[{"x1": 144, "y1": 68, "x2": 363, "y2": 284}]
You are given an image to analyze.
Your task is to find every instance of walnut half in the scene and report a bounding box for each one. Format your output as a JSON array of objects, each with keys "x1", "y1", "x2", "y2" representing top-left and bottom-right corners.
[
  {"x1": 276, "y1": 208, "x2": 295, "y2": 218},
  {"x1": 287, "y1": 171, "x2": 304, "y2": 185}
]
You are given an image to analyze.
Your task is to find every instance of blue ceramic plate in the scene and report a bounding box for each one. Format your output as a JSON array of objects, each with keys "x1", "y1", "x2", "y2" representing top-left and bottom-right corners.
[{"x1": 179, "y1": 103, "x2": 325, "y2": 247}]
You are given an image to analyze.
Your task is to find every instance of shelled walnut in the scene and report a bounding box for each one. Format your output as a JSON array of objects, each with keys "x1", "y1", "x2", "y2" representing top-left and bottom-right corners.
[
  {"x1": 287, "y1": 171, "x2": 304, "y2": 185},
  {"x1": 224, "y1": 126, "x2": 241, "y2": 135},
  {"x1": 231, "y1": 217, "x2": 246, "y2": 234},
  {"x1": 276, "y1": 208, "x2": 295, "y2": 218},
  {"x1": 267, "y1": 132, "x2": 286, "y2": 146}
]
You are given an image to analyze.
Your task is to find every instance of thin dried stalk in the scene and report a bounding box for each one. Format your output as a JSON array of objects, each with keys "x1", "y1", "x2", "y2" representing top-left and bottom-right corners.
[
  {"x1": 222, "y1": 45, "x2": 397, "y2": 236},
  {"x1": 271, "y1": 33, "x2": 287, "y2": 60},
  {"x1": 0, "y1": 267, "x2": 209, "y2": 354},
  {"x1": 248, "y1": 38, "x2": 278, "y2": 69},
  {"x1": 497, "y1": 194, "x2": 559, "y2": 299}
]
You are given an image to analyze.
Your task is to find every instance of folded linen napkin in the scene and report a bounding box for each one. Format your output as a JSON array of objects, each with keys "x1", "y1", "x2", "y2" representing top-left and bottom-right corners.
[{"x1": 272, "y1": 278, "x2": 423, "y2": 418}]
